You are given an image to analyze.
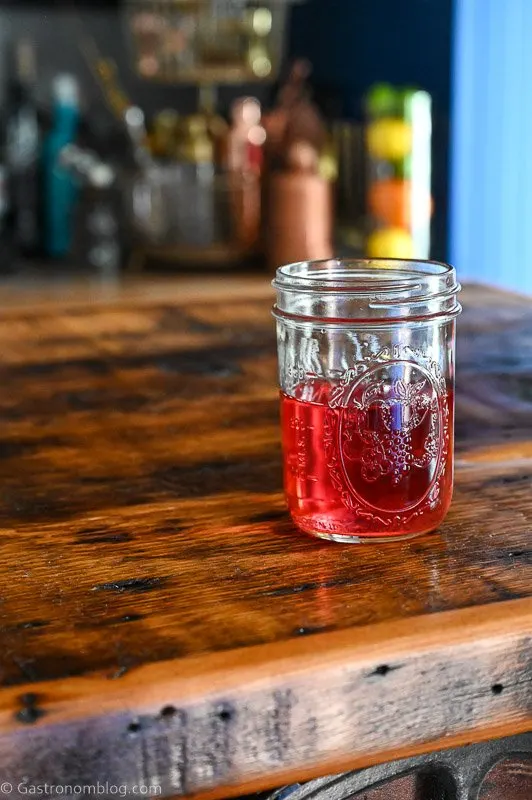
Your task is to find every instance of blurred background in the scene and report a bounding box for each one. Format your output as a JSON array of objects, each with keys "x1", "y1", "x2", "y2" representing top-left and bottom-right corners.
[{"x1": 0, "y1": 0, "x2": 527, "y2": 293}]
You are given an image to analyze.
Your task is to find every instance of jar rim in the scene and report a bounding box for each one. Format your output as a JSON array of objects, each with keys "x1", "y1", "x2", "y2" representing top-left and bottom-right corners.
[
  {"x1": 273, "y1": 257, "x2": 457, "y2": 292},
  {"x1": 272, "y1": 258, "x2": 461, "y2": 322}
]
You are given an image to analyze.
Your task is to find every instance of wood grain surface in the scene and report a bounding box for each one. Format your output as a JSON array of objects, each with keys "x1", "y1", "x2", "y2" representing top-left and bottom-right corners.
[{"x1": 0, "y1": 280, "x2": 530, "y2": 797}]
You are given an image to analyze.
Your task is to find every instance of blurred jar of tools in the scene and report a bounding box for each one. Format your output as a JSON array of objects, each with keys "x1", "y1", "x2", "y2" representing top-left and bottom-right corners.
[{"x1": 127, "y1": 109, "x2": 262, "y2": 268}]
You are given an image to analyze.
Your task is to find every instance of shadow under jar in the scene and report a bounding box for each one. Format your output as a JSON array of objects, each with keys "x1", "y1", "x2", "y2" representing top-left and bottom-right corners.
[{"x1": 273, "y1": 258, "x2": 462, "y2": 543}]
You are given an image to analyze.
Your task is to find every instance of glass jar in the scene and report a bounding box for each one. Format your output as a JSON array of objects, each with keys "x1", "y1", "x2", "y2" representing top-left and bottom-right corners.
[{"x1": 273, "y1": 258, "x2": 461, "y2": 543}]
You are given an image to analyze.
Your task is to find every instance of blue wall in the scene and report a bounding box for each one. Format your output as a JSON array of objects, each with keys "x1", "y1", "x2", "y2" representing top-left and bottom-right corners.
[
  {"x1": 450, "y1": 0, "x2": 532, "y2": 293},
  {"x1": 289, "y1": 0, "x2": 453, "y2": 261},
  {"x1": 290, "y1": 0, "x2": 452, "y2": 117}
]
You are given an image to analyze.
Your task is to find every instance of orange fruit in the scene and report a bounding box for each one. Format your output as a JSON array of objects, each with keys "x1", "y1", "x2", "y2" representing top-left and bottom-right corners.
[{"x1": 368, "y1": 179, "x2": 411, "y2": 228}]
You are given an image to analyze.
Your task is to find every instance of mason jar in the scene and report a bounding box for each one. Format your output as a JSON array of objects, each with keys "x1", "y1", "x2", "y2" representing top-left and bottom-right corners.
[{"x1": 273, "y1": 258, "x2": 461, "y2": 543}]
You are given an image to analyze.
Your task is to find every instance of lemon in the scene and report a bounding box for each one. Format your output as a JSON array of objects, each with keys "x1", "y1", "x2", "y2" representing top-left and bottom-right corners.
[
  {"x1": 366, "y1": 118, "x2": 412, "y2": 161},
  {"x1": 367, "y1": 227, "x2": 414, "y2": 259}
]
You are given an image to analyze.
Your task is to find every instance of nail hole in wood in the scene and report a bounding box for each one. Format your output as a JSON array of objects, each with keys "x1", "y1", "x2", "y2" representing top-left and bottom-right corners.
[
  {"x1": 217, "y1": 705, "x2": 233, "y2": 722},
  {"x1": 16, "y1": 693, "x2": 45, "y2": 725},
  {"x1": 128, "y1": 720, "x2": 141, "y2": 734},
  {"x1": 374, "y1": 664, "x2": 390, "y2": 676},
  {"x1": 160, "y1": 705, "x2": 177, "y2": 719},
  {"x1": 491, "y1": 683, "x2": 504, "y2": 695}
]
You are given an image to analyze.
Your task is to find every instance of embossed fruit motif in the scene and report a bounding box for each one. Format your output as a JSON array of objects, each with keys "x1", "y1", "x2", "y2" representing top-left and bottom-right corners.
[
  {"x1": 281, "y1": 369, "x2": 453, "y2": 541},
  {"x1": 342, "y1": 377, "x2": 440, "y2": 486}
]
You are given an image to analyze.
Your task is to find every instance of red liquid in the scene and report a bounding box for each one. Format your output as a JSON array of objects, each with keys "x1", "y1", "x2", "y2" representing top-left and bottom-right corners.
[{"x1": 281, "y1": 379, "x2": 454, "y2": 541}]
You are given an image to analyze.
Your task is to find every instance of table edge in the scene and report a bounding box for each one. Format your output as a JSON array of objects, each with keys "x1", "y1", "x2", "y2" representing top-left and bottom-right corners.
[{"x1": 0, "y1": 597, "x2": 530, "y2": 797}]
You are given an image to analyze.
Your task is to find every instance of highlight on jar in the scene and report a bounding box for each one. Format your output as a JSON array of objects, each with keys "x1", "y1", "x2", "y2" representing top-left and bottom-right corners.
[{"x1": 273, "y1": 258, "x2": 462, "y2": 544}]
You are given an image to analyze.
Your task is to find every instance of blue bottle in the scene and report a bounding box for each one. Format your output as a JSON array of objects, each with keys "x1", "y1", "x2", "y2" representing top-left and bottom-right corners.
[{"x1": 43, "y1": 74, "x2": 80, "y2": 258}]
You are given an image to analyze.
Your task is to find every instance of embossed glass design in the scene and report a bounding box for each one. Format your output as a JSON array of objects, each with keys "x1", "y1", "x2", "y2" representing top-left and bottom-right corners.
[{"x1": 273, "y1": 258, "x2": 461, "y2": 542}]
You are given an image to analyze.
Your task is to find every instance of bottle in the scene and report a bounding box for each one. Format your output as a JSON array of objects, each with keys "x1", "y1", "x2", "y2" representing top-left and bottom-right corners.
[
  {"x1": 226, "y1": 97, "x2": 264, "y2": 174},
  {"x1": 151, "y1": 109, "x2": 180, "y2": 160},
  {"x1": 0, "y1": 155, "x2": 10, "y2": 267},
  {"x1": 123, "y1": 106, "x2": 152, "y2": 169},
  {"x1": 175, "y1": 115, "x2": 216, "y2": 248},
  {"x1": 42, "y1": 74, "x2": 80, "y2": 258},
  {"x1": 59, "y1": 145, "x2": 124, "y2": 276},
  {"x1": 177, "y1": 114, "x2": 214, "y2": 164},
  {"x1": 5, "y1": 39, "x2": 41, "y2": 255},
  {"x1": 226, "y1": 97, "x2": 264, "y2": 252},
  {"x1": 77, "y1": 162, "x2": 123, "y2": 277},
  {"x1": 0, "y1": 121, "x2": 7, "y2": 240},
  {"x1": 198, "y1": 85, "x2": 229, "y2": 166}
]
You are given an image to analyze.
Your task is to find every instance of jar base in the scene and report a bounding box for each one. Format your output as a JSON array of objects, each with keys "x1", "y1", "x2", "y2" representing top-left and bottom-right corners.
[
  {"x1": 290, "y1": 507, "x2": 447, "y2": 544},
  {"x1": 303, "y1": 528, "x2": 435, "y2": 544}
]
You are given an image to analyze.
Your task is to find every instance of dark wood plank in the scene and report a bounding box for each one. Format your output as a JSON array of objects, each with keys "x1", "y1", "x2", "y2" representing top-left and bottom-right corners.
[
  {"x1": 0, "y1": 281, "x2": 530, "y2": 795},
  {"x1": 0, "y1": 600, "x2": 530, "y2": 799}
]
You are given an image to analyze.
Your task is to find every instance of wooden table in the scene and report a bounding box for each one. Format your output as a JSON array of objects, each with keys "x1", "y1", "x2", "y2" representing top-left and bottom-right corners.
[{"x1": 0, "y1": 278, "x2": 530, "y2": 798}]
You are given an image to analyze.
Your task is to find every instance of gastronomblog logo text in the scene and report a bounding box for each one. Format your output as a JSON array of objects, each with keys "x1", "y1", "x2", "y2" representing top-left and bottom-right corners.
[{"x1": 1, "y1": 783, "x2": 162, "y2": 797}]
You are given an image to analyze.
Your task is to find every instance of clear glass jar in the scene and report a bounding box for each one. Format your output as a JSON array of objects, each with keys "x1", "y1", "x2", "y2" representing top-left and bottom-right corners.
[
  {"x1": 127, "y1": 164, "x2": 261, "y2": 265},
  {"x1": 273, "y1": 258, "x2": 461, "y2": 543}
]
